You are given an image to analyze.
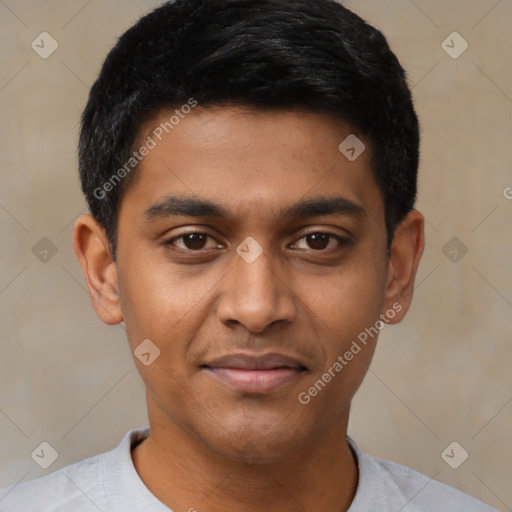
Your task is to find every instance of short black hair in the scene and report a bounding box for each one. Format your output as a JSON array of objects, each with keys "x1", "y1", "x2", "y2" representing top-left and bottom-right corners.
[{"x1": 79, "y1": 0, "x2": 420, "y2": 260}]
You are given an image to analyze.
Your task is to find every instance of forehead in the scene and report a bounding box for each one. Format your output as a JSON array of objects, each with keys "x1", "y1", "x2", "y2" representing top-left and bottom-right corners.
[{"x1": 120, "y1": 106, "x2": 384, "y2": 225}]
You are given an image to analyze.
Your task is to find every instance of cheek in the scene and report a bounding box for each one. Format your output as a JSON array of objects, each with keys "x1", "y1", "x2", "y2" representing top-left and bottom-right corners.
[
  {"x1": 118, "y1": 269, "x2": 170, "y2": 342},
  {"x1": 296, "y1": 255, "x2": 386, "y2": 398},
  {"x1": 117, "y1": 249, "x2": 177, "y2": 327},
  {"x1": 303, "y1": 257, "x2": 387, "y2": 340},
  {"x1": 116, "y1": 254, "x2": 224, "y2": 355},
  {"x1": 297, "y1": 274, "x2": 381, "y2": 413}
]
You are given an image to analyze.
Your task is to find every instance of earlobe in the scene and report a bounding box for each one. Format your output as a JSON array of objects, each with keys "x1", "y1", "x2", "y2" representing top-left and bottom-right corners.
[
  {"x1": 382, "y1": 209, "x2": 425, "y2": 324},
  {"x1": 72, "y1": 214, "x2": 123, "y2": 325}
]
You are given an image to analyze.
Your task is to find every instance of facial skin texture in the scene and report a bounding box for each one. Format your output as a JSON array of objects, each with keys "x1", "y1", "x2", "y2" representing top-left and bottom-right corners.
[{"x1": 74, "y1": 106, "x2": 424, "y2": 512}]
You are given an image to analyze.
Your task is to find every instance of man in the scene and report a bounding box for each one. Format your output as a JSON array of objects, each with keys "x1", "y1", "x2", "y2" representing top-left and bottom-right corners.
[{"x1": 0, "y1": 0, "x2": 497, "y2": 510}]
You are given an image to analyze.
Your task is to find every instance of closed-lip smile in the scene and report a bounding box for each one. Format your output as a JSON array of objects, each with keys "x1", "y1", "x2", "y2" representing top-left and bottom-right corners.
[{"x1": 201, "y1": 352, "x2": 308, "y2": 393}]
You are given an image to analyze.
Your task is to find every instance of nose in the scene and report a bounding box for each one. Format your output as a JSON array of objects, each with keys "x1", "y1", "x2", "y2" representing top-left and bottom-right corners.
[{"x1": 216, "y1": 246, "x2": 297, "y2": 333}]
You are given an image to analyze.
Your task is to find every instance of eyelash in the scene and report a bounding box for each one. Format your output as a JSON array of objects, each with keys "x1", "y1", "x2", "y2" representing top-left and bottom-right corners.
[{"x1": 163, "y1": 230, "x2": 351, "y2": 253}]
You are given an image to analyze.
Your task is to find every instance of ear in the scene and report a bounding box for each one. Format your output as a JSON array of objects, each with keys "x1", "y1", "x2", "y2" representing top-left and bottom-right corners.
[
  {"x1": 72, "y1": 214, "x2": 123, "y2": 325},
  {"x1": 382, "y1": 209, "x2": 425, "y2": 324}
]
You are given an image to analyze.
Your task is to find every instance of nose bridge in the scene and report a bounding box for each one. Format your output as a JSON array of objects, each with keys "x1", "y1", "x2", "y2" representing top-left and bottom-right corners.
[
  {"x1": 236, "y1": 248, "x2": 278, "y2": 301},
  {"x1": 217, "y1": 241, "x2": 296, "y2": 332}
]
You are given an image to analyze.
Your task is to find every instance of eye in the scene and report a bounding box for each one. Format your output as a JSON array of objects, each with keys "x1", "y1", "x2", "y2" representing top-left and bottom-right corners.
[
  {"x1": 291, "y1": 232, "x2": 350, "y2": 251},
  {"x1": 163, "y1": 230, "x2": 351, "y2": 254},
  {"x1": 164, "y1": 232, "x2": 221, "y2": 251}
]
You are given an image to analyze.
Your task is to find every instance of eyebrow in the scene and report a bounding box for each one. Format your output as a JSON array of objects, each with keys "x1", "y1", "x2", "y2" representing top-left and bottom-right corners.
[{"x1": 142, "y1": 194, "x2": 366, "y2": 222}]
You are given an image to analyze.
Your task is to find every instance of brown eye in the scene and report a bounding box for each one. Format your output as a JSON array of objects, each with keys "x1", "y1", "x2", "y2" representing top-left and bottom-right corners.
[
  {"x1": 181, "y1": 233, "x2": 208, "y2": 250},
  {"x1": 165, "y1": 232, "x2": 219, "y2": 251},
  {"x1": 306, "y1": 233, "x2": 330, "y2": 250},
  {"x1": 292, "y1": 232, "x2": 349, "y2": 252}
]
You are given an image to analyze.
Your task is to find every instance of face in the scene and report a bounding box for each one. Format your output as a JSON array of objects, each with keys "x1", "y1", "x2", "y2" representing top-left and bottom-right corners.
[{"x1": 75, "y1": 106, "x2": 424, "y2": 463}]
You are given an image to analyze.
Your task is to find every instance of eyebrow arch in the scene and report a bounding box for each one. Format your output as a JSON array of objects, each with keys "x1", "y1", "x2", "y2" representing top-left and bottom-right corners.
[{"x1": 142, "y1": 194, "x2": 366, "y2": 223}]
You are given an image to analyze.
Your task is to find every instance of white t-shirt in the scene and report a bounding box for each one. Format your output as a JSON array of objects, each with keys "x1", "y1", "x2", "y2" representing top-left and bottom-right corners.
[{"x1": 0, "y1": 427, "x2": 497, "y2": 511}]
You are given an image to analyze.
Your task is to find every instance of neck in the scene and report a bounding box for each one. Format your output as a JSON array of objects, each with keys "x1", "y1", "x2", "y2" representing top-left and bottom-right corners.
[{"x1": 132, "y1": 412, "x2": 358, "y2": 512}]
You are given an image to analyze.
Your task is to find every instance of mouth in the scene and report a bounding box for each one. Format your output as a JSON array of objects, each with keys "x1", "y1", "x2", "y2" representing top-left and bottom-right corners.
[{"x1": 201, "y1": 353, "x2": 308, "y2": 394}]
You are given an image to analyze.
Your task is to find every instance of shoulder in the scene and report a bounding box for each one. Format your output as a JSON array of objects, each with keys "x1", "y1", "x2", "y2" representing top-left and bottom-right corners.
[
  {"x1": 347, "y1": 437, "x2": 497, "y2": 512},
  {"x1": 0, "y1": 452, "x2": 106, "y2": 511},
  {"x1": 0, "y1": 428, "x2": 149, "y2": 512}
]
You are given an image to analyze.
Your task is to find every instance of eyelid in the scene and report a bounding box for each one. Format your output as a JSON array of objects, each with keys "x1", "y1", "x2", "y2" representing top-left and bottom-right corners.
[
  {"x1": 164, "y1": 229, "x2": 223, "y2": 249},
  {"x1": 289, "y1": 230, "x2": 352, "y2": 249},
  {"x1": 163, "y1": 228, "x2": 351, "y2": 252}
]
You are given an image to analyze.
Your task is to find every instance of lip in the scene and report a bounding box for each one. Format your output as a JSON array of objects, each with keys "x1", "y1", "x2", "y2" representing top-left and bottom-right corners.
[{"x1": 201, "y1": 352, "x2": 307, "y2": 393}]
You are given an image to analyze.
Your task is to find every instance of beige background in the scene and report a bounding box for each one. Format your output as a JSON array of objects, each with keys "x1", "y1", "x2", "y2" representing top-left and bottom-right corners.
[{"x1": 0, "y1": 0, "x2": 511, "y2": 509}]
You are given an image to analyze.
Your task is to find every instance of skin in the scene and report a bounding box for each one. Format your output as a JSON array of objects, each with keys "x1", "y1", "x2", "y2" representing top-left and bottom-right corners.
[{"x1": 73, "y1": 106, "x2": 424, "y2": 512}]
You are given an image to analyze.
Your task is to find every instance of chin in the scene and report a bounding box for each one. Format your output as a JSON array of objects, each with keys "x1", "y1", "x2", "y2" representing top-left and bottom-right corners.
[{"x1": 198, "y1": 417, "x2": 309, "y2": 464}]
